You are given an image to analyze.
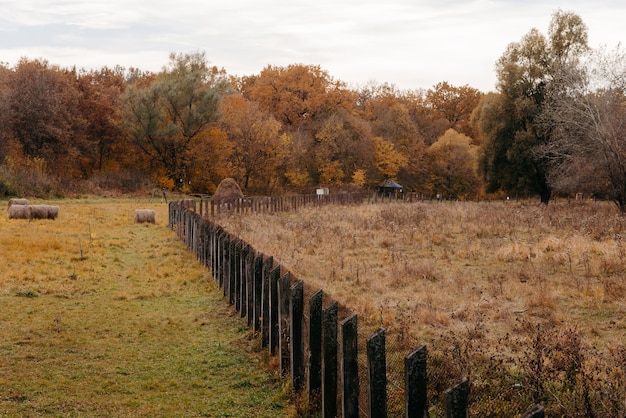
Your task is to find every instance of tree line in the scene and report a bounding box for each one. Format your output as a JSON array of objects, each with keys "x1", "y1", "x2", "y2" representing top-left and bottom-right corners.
[{"x1": 1, "y1": 10, "x2": 625, "y2": 209}]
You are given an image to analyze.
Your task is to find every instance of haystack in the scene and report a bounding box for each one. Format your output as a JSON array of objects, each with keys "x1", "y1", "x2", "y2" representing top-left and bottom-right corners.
[{"x1": 211, "y1": 178, "x2": 244, "y2": 204}]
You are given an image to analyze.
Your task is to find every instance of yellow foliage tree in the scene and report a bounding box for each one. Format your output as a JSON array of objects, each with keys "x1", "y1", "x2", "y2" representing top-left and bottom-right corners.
[
  {"x1": 373, "y1": 136, "x2": 407, "y2": 180},
  {"x1": 352, "y1": 169, "x2": 367, "y2": 188},
  {"x1": 426, "y1": 129, "x2": 481, "y2": 199}
]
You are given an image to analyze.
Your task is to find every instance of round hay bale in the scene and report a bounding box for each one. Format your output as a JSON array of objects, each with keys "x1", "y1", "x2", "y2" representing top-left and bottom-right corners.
[
  {"x1": 7, "y1": 198, "x2": 29, "y2": 209},
  {"x1": 211, "y1": 178, "x2": 243, "y2": 204},
  {"x1": 135, "y1": 209, "x2": 156, "y2": 224},
  {"x1": 8, "y1": 204, "x2": 31, "y2": 219}
]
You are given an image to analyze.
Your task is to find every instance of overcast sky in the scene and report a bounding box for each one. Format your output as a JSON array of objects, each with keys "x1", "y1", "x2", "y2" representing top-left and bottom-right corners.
[{"x1": 0, "y1": 0, "x2": 623, "y2": 92}]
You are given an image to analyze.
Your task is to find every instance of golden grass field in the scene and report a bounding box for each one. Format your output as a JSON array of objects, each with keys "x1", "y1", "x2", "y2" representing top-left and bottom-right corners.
[
  {"x1": 0, "y1": 198, "x2": 292, "y2": 417},
  {"x1": 217, "y1": 199, "x2": 626, "y2": 416}
]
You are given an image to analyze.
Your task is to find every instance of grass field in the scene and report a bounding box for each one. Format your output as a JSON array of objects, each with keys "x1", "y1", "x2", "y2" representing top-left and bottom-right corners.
[
  {"x1": 0, "y1": 198, "x2": 292, "y2": 417},
  {"x1": 217, "y1": 199, "x2": 626, "y2": 416}
]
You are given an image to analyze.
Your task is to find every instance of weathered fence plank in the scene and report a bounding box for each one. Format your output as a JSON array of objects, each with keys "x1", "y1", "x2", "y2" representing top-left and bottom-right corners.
[
  {"x1": 341, "y1": 313, "x2": 359, "y2": 418},
  {"x1": 521, "y1": 404, "x2": 545, "y2": 418},
  {"x1": 269, "y1": 265, "x2": 281, "y2": 356},
  {"x1": 290, "y1": 280, "x2": 305, "y2": 392},
  {"x1": 308, "y1": 289, "x2": 323, "y2": 412},
  {"x1": 240, "y1": 244, "x2": 250, "y2": 318},
  {"x1": 278, "y1": 272, "x2": 291, "y2": 377},
  {"x1": 261, "y1": 256, "x2": 273, "y2": 348},
  {"x1": 220, "y1": 233, "x2": 229, "y2": 295},
  {"x1": 231, "y1": 239, "x2": 240, "y2": 307},
  {"x1": 245, "y1": 246, "x2": 255, "y2": 325},
  {"x1": 368, "y1": 328, "x2": 387, "y2": 418},
  {"x1": 322, "y1": 301, "x2": 338, "y2": 418},
  {"x1": 253, "y1": 253, "x2": 264, "y2": 332},
  {"x1": 445, "y1": 378, "x2": 469, "y2": 418},
  {"x1": 405, "y1": 345, "x2": 428, "y2": 418}
]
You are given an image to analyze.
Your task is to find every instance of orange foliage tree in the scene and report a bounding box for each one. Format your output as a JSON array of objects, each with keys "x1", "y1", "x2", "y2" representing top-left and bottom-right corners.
[
  {"x1": 220, "y1": 94, "x2": 287, "y2": 193},
  {"x1": 425, "y1": 82, "x2": 482, "y2": 140},
  {"x1": 6, "y1": 59, "x2": 86, "y2": 179}
]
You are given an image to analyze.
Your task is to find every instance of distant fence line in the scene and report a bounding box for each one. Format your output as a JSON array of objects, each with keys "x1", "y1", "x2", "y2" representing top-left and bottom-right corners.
[
  {"x1": 185, "y1": 192, "x2": 448, "y2": 217},
  {"x1": 169, "y1": 200, "x2": 545, "y2": 417}
]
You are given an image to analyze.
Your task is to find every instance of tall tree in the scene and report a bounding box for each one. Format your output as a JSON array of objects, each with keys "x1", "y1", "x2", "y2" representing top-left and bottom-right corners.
[
  {"x1": 356, "y1": 82, "x2": 422, "y2": 152},
  {"x1": 0, "y1": 62, "x2": 14, "y2": 161},
  {"x1": 121, "y1": 52, "x2": 231, "y2": 190},
  {"x1": 221, "y1": 94, "x2": 286, "y2": 193},
  {"x1": 76, "y1": 66, "x2": 127, "y2": 173},
  {"x1": 425, "y1": 82, "x2": 482, "y2": 140},
  {"x1": 540, "y1": 46, "x2": 626, "y2": 210},
  {"x1": 7, "y1": 58, "x2": 85, "y2": 177},
  {"x1": 240, "y1": 64, "x2": 351, "y2": 129},
  {"x1": 312, "y1": 108, "x2": 376, "y2": 186},
  {"x1": 426, "y1": 129, "x2": 481, "y2": 199},
  {"x1": 476, "y1": 10, "x2": 588, "y2": 203}
]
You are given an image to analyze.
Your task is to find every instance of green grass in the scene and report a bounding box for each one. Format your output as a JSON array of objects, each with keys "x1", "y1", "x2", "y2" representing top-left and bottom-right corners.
[{"x1": 0, "y1": 199, "x2": 291, "y2": 417}]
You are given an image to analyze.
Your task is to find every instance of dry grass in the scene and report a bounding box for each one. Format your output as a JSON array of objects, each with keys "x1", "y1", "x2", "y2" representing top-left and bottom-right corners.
[
  {"x1": 217, "y1": 199, "x2": 626, "y2": 416},
  {"x1": 0, "y1": 198, "x2": 291, "y2": 417}
]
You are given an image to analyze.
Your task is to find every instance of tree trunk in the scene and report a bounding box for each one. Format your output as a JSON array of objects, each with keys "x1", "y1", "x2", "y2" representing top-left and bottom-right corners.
[{"x1": 540, "y1": 189, "x2": 551, "y2": 205}]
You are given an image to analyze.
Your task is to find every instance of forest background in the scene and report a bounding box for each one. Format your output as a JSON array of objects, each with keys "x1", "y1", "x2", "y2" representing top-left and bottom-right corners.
[{"x1": 1, "y1": 10, "x2": 625, "y2": 208}]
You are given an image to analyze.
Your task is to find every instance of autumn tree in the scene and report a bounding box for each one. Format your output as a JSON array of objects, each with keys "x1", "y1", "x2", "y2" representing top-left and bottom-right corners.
[
  {"x1": 240, "y1": 64, "x2": 351, "y2": 129},
  {"x1": 425, "y1": 129, "x2": 481, "y2": 199},
  {"x1": 476, "y1": 10, "x2": 588, "y2": 203},
  {"x1": 6, "y1": 58, "x2": 86, "y2": 178},
  {"x1": 373, "y1": 136, "x2": 407, "y2": 180},
  {"x1": 220, "y1": 94, "x2": 286, "y2": 193},
  {"x1": 0, "y1": 63, "x2": 14, "y2": 161},
  {"x1": 356, "y1": 82, "x2": 422, "y2": 152},
  {"x1": 425, "y1": 81, "x2": 482, "y2": 140},
  {"x1": 540, "y1": 46, "x2": 626, "y2": 210},
  {"x1": 121, "y1": 52, "x2": 231, "y2": 190},
  {"x1": 76, "y1": 66, "x2": 127, "y2": 173},
  {"x1": 186, "y1": 126, "x2": 232, "y2": 193},
  {"x1": 313, "y1": 108, "x2": 376, "y2": 186}
]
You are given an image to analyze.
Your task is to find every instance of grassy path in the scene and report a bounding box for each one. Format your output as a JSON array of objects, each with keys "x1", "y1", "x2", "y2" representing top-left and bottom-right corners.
[{"x1": 0, "y1": 199, "x2": 291, "y2": 417}]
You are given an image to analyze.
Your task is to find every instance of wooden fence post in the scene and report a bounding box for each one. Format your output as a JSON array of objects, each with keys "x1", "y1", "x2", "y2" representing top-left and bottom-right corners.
[
  {"x1": 368, "y1": 328, "x2": 387, "y2": 418},
  {"x1": 245, "y1": 246, "x2": 255, "y2": 326},
  {"x1": 322, "y1": 301, "x2": 338, "y2": 418},
  {"x1": 200, "y1": 222, "x2": 210, "y2": 269},
  {"x1": 261, "y1": 256, "x2": 274, "y2": 348},
  {"x1": 230, "y1": 239, "x2": 241, "y2": 311},
  {"x1": 253, "y1": 253, "x2": 264, "y2": 333},
  {"x1": 290, "y1": 280, "x2": 304, "y2": 392},
  {"x1": 211, "y1": 226, "x2": 219, "y2": 281},
  {"x1": 229, "y1": 239, "x2": 238, "y2": 305},
  {"x1": 444, "y1": 378, "x2": 469, "y2": 418},
  {"x1": 269, "y1": 265, "x2": 281, "y2": 356},
  {"x1": 240, "y1": 244, "x2": 250, "y2": 318},
  {"x1": 405, "y1": 345, "x2": 428, "y2": 418},
  {"x1": 278, "y1": 272, "x2": 291, "y2": 376},
  {"x1": 308, "y1": 289, "x2": 323, "y2": 412},
  {"x1": 521, "y1": 405, "x2": 544, "y2": 418},
  {"x1": 220, "y1": 233, "x2": 229, "y2": 294},
  {"x1": 341, "y1": 313, "x2": 359, "y2": 418}
]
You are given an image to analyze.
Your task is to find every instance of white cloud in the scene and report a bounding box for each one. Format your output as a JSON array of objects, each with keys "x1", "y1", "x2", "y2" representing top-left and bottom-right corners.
[{"x1": 0, "y1": 0, "x2": 623, "y2": 92}]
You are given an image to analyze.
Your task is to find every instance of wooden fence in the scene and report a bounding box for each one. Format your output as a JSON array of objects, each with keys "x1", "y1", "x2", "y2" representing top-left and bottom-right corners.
[
  {"x1": 168, "y1": 200, "x2": 545, "y2": 417},
  {"x1": 185, "y1": 192, "x2": 440, "y2": 218}
]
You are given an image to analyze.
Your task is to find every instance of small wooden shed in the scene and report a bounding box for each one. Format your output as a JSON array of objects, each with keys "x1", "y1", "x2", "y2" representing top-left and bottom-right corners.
[{"x1": 379, "y1": 179, "x2": 403, "y2": 198}]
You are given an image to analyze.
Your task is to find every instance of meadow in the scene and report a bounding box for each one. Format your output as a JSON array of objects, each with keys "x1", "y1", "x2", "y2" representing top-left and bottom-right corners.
[
  {"x1": 217, "y1": 199, "x2": 626, "y2": 416},
  {"x1": 0, "y1": 198, "x2": 292, "y2": 417}
]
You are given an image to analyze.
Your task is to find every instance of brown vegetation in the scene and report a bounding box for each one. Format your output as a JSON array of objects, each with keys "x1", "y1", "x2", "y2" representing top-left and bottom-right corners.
[{"x1": 217, "y1": 199, "x2": 626, "y2": 415}]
